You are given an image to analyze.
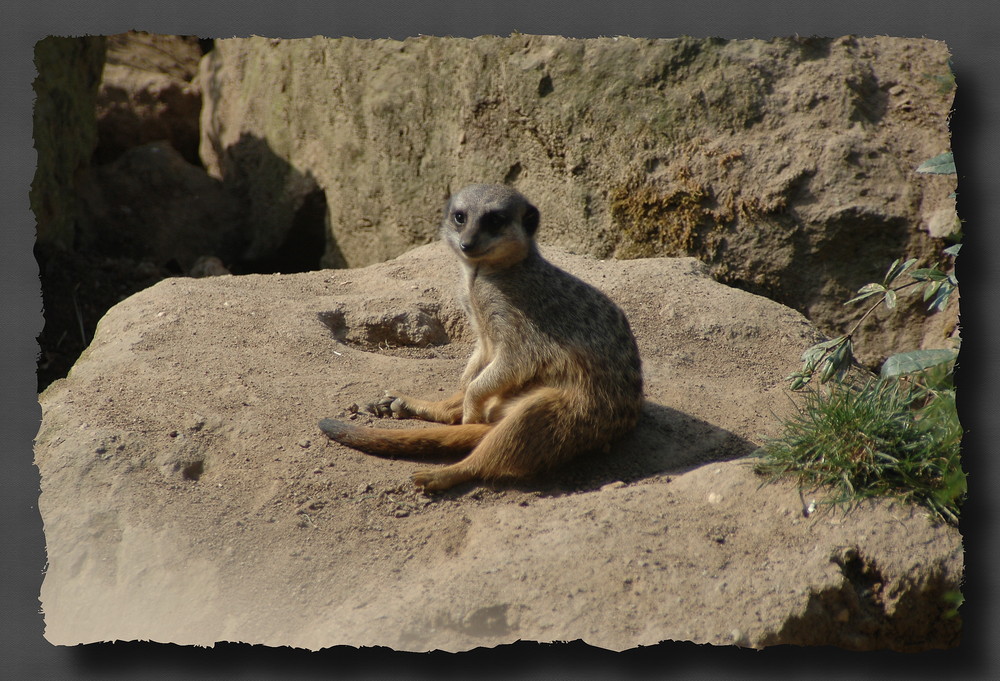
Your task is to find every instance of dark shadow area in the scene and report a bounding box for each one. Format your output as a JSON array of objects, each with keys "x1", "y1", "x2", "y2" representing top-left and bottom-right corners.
[
  {"x1": 209, "y1": 132, "x2": 339, "y2": 274},
  {"x1": 759, "y1": 547, "x2": 961, "y2": 651},
  {"x1": 35, "y1": 128, "x2": 338, "y2": 392},
  {"x1": 236, "y1": 187, "x2": 327, "y2": 274},
  {"x1": 535, "y1": 400, "x2": 757, "y2": 495}
]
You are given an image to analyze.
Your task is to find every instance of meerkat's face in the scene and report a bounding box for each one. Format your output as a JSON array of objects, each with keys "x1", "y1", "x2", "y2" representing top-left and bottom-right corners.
[{"x1": 442, "y1": 184, "x2": 539, "y2": 269}]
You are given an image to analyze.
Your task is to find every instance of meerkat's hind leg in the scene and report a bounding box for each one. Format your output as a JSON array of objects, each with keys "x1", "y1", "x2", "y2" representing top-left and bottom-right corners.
[
  {"x1": 412, "y1": 387, "x2": 582, "y2": 492},
  {"x1": 412, "y1": 465, "x2": 478, "y2": 492}
]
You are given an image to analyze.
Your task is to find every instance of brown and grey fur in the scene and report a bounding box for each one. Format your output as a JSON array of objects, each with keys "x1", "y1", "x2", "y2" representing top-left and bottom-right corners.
[{"x1": 319, "y1": 184, "x2": 643, "y2": 491}]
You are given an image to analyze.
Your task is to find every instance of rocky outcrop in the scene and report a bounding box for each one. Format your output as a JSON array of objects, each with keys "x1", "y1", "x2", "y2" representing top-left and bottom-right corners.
[
  {"x1": 197, "y1": 35, "x2": 957, "y2": 366},
  {"x1": 35, "y1": 33, "x2": 238, "y2": 390},
  {"x1": 35, "y1": 244, "x2": 961, "y2": 650},
  {"x1": 94, "y1": 32, "x2": 204, "y2": 165},
  {"x1": 31, "y1": 36, "x2": 107, "y2": 250}
]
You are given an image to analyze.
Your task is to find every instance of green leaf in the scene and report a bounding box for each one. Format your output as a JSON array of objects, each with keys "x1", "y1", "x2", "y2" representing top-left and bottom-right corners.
[
  {"x1": 928, "y1": 285, "x2": 955, "y2": 312},
  {"x1": 910, "y1": 267, "x2": 948, "y2": 282},
  {"x1": 884, "y1": 288, "x2": 898, "y2": 310},
  {"x1": 802, "y1": 336, "x2": 847, "y2": 362},
  {"x1": 881, "y1": 349, "x2": 958, "y2": 378},
  {"x1": 834, "y1": 338, "x2": 854, "y2": 374},
  {"x1": 943, "y1": 242, "x2": 962, "y2": 258},
  {"x1": 845, "y1": 283, "x2": 886, "y2": 305},
  {"x1": 815, "y1": 338, "x2": 854, "y2": 384},
  {"x1": 923, "y1": 280, "x2": 943, "y2": 302},
  {"x1": 819, "y1": 358, "x2": 837, "y2": 383},
  {"x1": 916, "y1": 152, "x2": 956, "y2": 175},
  {"x1": 883, "y1": 257, "x2": 918, "y2": 286}
]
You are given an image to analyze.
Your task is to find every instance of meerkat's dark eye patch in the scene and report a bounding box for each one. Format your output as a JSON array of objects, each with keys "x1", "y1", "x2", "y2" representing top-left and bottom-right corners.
[
  {"x1": 480, "y1": 211, "x2": 508, "y2": 233},
  {"x1": 453, "y1": 210, "x2": 467, "y2": 226}
]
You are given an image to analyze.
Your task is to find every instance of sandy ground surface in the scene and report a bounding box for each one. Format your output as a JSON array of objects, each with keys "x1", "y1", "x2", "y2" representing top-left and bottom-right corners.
[{"x1": 35, "y1": 244, "x2": 962, "y2": 651}]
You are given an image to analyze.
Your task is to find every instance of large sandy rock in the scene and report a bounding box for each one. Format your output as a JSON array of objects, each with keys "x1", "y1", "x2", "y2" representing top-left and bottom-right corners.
[
  {"x1": 197, "y1": 35, "x2": 957, "y2": 365},
  {"x1": 35, "y1": 244, "x2": 961, "y2": 651}
]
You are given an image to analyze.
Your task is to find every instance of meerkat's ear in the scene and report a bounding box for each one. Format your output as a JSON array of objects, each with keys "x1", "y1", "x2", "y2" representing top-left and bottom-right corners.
[{"x1": 522, "y1": 203, "x2": 540, "y2": 237}]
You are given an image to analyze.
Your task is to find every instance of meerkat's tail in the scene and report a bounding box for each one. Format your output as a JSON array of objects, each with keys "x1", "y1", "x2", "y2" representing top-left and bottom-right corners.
[{"x1": 318, "y1": 418, "x2": 493, "y2": 459}]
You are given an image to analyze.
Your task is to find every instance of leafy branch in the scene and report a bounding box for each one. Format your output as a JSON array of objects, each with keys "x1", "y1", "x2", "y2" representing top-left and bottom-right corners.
[{"x1": 787, "y1": 245, "x2": 959, "y2": 391}]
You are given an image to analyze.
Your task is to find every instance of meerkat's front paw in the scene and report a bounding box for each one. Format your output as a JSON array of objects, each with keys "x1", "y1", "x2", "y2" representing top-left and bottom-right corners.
[
  {"x1": 365, "y1": 394, "x2": 414, "y2": 419},
  {"x1": 365, "y1": 395, "x2": 395, "y2": 418}
]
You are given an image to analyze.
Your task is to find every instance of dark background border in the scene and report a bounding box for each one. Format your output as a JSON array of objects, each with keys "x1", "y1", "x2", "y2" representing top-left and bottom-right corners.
[{"x1": 3, "y1": 1, "x2": 997, "y2": 678}]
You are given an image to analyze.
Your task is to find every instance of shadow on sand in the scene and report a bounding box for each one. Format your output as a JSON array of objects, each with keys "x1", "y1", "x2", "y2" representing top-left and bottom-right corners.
[{"x1": 529, "y1": 400, "x2": 759, "y2": 494}]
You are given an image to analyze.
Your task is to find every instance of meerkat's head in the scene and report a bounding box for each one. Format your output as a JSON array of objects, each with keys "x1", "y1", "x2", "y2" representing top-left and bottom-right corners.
[{"x1": 441, "y1": 184, "x2": 539, "y2": 269}]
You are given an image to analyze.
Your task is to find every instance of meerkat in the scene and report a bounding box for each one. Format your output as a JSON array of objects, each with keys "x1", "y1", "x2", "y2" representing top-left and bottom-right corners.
[{"x1": 318, "y1": 184, "x2": 643, "y2": 491}]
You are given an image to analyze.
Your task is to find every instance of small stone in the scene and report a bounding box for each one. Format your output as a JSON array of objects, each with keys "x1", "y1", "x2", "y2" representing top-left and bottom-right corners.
[
  {"x1": 925, "y1": 208, "x2": 961, "y2": 239},
  {"x1": 297, "y1": 499, "x2": 325, "y2": 513}
]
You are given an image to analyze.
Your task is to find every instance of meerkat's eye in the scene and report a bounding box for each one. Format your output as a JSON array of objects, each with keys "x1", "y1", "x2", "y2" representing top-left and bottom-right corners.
[{"x1": 453, "y1": 210, "x2": 466, "y2": 226}]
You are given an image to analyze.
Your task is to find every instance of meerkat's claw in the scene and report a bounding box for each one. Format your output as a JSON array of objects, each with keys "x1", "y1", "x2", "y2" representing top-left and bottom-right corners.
[
  {"x1": 411, "y1": 469, "x2": 436, "y2": 491},
  {"x1": 365, "y1": 394, "x2": 403, "y2": 418}
]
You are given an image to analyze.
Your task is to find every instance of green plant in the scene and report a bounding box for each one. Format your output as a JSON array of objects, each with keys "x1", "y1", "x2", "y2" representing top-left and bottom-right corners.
[
  {"x1": 786, "y1": 245, "x2": 960, "y2": 391},
  {"x1": 757, "y1": 153, "x2": 964, "y2": 525},
  {"x1": 756, "y1": 373, "x2": 963, "y2": 524}
]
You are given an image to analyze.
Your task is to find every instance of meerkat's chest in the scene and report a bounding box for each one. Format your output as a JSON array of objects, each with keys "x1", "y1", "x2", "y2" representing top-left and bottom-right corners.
[{"x1": 463, "y1": 276, "x2": 530, "y2": 339}]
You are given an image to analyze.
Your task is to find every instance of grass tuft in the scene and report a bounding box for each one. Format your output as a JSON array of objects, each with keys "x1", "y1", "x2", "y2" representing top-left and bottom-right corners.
[{"x1": 755, "y1": 376, "x2": 964, "y2": 525}]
